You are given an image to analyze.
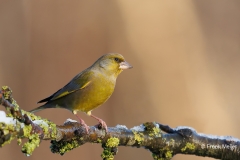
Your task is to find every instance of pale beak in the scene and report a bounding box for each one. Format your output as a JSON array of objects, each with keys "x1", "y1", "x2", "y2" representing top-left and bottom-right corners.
[{"x1": 119, "y1": 61, "x2": 133, "y2": 69}]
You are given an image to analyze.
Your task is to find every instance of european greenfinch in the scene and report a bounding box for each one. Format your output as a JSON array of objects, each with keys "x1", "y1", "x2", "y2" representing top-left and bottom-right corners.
[{"x1": 30, "y1": 53, "x2": 132, "y2": 133}]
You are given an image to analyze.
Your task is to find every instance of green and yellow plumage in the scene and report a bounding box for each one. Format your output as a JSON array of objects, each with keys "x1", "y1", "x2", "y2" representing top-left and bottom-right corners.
[{"x1": 30, "y1": 53, "x2": 132, "y2": 128}]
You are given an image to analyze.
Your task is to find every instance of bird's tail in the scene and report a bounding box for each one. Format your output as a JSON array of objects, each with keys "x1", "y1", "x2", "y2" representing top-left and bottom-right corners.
[{"x1": 29, "y1": 104, "x2": 52, "y2": 113}]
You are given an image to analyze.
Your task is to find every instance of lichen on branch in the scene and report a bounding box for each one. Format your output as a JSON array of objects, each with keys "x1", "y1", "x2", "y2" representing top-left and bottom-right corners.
[{"x1": 1, "y1": 86, "x2": 240, "y2": 160}]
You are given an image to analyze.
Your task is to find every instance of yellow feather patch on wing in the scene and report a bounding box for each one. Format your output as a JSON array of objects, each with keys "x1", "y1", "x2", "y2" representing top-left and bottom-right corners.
[
  {"x1": 52, "y1": 81, "x2": 91, "y2": 100},
  {"x1": 53, "y1": 90, "x2": 75, "y2": 99},
  {"x1": 80, "y1": 81, "x2": 91, "y2": 89}
]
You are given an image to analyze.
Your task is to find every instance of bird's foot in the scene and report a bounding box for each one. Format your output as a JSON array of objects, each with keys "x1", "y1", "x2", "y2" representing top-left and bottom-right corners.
[
  {"x1": 75, "y1": 115, "x2": 90, "y2": 134},
  {"x1": 95, "y1": 120, "x2": 108, "y2": 132},
  {"x1": 90, "y1": 115, "x2": 108, "y2": 132}
]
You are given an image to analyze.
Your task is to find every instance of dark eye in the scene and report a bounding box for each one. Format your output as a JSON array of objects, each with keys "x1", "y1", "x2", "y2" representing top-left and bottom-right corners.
[{"x1": 114, "y1": 57, "x2": 119, "y2": 62}]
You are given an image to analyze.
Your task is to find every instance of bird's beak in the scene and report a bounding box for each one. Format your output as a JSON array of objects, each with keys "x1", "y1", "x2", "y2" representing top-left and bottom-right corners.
[{"x1": 119, "y1": 61, "x2": 133, "y2": 70}]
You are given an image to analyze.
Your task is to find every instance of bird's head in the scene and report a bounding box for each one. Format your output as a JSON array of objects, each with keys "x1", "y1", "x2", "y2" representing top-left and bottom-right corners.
[{"x1": 93, "y1": 53, "x2": 133, "y2": 77}]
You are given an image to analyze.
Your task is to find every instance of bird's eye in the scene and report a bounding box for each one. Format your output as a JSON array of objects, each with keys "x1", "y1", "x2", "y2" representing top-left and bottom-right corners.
[{"x1": 114, "y1": 57, "x2": 119, "y2": 62}]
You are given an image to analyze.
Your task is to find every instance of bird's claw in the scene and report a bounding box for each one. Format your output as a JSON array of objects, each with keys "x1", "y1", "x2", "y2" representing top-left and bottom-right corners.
[
  {"x1": 90, "y1": 114, "x2": 108, "y2": 132},
  {"x1": 81, "y1": 122, "x2": 90, "y2": 134},
  {"x1": 96, "y1": 120, "x2": 108, "y2": 132},
  {"x1": 75, "y1": 115, "x2": 90, "y2": 134}
]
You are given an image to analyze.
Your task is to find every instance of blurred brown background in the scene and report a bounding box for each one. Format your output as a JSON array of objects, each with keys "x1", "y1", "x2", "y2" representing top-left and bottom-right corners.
[{"x1": 1, "y1": 0, "x2": 240, "y2": 160}]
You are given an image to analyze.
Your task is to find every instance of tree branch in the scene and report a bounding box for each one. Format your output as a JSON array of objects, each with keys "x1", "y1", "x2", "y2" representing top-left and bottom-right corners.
[{"x1": 0, "y1": 86, "x2": 240, "y2": 160}]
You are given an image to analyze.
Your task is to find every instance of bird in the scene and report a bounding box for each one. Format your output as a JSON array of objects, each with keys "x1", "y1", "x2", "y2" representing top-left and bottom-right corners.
[{"x1": 29, "y1": 53, "x2": 133, "y2": 133}]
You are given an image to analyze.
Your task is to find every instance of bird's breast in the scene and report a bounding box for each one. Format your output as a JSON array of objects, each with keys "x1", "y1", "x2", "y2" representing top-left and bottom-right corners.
[{"x1": 72, "y1": 73, "x2": 116, "y2": 113}]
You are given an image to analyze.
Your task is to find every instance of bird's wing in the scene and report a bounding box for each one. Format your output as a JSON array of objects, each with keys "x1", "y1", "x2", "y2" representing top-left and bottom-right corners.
[{"x1": 38, "y1": 70, "x2": 94, "y2": 103}]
